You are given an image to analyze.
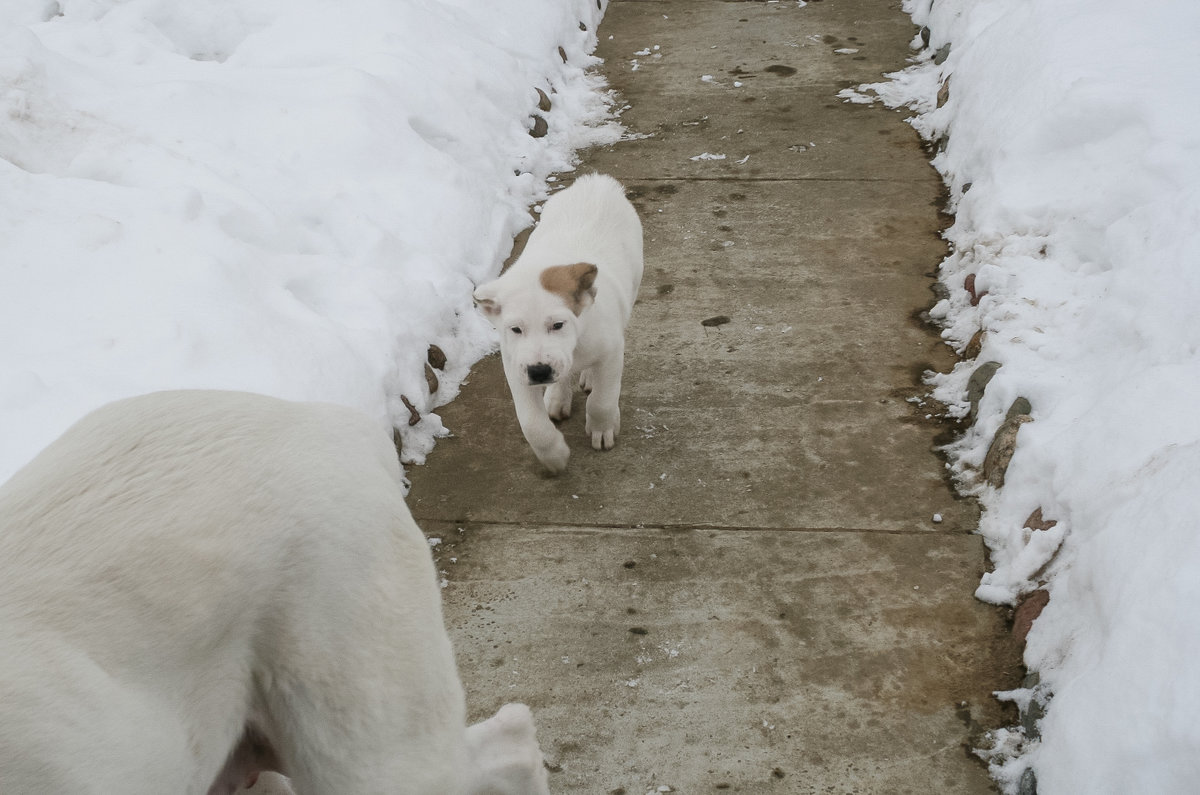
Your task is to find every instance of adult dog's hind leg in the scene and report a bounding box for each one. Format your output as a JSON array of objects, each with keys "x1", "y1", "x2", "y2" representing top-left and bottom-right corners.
[{"x1": 260, "y1": 512, "x2": 470, "y2": 794}]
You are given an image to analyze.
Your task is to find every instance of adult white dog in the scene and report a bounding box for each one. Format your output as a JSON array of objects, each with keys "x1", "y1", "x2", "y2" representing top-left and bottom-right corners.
[
  {"x1": 474, "y1": 173, "x2": 643, "y2": 473},
  {"x1": 0, "y1": 390, "x2": 549, "y2": 795}
]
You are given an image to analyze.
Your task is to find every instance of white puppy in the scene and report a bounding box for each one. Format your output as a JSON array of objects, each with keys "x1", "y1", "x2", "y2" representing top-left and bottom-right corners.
[
  {"x1": 0, "y1": 390, "x2": 549, "y2": 795},
  {"x1": 474, "y1": 173, "x2": 644, "y2": 473}
]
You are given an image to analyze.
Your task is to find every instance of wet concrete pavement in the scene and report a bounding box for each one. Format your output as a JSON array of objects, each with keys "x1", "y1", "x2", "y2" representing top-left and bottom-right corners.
[{"x1": 407, "y1": 1, "x2": 1022, "y2": 792}]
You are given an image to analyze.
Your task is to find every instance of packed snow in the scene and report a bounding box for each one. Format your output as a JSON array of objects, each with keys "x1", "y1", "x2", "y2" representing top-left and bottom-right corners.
[
  {"x1": 0, "y1": 0, "x2": 619, "y2": 483},
  {"x1": 848, "y1": 0, "x2": 1200, "y2": 790}
]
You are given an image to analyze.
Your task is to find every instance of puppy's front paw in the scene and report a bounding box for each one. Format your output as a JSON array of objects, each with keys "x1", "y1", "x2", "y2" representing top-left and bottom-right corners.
[
  {"x1": 590, "y1": 428, "x2": 616, "y2": 451},
  {"x1": 535, "y1": 436, "x2": 570, "y2": 474},
  {"x1": 586, "y1": 409, "x2": 620, "y2": 451}
]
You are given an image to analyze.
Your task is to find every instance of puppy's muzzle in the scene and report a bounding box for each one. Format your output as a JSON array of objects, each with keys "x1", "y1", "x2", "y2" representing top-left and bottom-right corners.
[{"x1": 526, "y1": 363, "x2": 554, "y2": 385}]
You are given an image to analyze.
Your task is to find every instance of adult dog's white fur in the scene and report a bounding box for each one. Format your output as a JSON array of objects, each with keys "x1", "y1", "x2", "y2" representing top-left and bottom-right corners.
[
  {"x1": 474, "y1": 173, "x2": 643, "y2": 473},
  {"x1": 0, "y1": 390, "x2": 549, "y2": 795}
]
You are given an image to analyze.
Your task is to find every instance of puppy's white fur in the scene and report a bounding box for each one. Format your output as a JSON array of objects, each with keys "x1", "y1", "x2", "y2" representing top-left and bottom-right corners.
[
  {"x1": 474, "y1": 173, "x2": 643, "y2": 473},
  {"x1": 0, "y1": 390, "x2": 549, "y2": 795}
]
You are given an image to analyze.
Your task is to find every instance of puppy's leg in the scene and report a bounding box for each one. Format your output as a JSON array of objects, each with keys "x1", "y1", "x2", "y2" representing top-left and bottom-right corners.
[
  {"x1": 584, "y1": 348, "x2": 624, "y2": 451},
  {"x1": 544, "y1": 377, "x2": 573, "y2": 422},
  {"x1": 578, "y1": 368, "x2": 593, "y2": 394},
  {"x1": 511, "y1": 381, "x2": 570, "y2": 473}
]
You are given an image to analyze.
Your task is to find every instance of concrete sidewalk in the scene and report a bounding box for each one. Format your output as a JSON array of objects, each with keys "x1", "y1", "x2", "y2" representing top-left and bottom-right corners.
[{"x1": 408, "y1": 1, "x2": 1021, "y2": 792}]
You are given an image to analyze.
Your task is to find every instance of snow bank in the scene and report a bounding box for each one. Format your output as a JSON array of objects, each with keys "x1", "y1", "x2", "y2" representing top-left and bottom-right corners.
[
  {"x1": 849, "y1": 0, "x2": 1200, "y2": 790},
  {"x1": 0, "y1": 0, "x2": 619, "y2": 481}
]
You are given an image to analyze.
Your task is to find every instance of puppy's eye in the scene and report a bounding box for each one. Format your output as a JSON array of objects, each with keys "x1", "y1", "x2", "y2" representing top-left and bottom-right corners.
[
  {"x1": 551, "y1": 321, "x2": 565, "y2": 331},
  {"x1": 510, "y1": 327, "x2": 523, "y2": 335}
]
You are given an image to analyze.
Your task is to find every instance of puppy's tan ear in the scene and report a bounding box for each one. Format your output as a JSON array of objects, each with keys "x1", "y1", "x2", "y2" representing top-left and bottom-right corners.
[
  {"x1": 540, "y1": 263, "x2": 599, "y2": 315},
  {"x1": 473, "y1": 282, "x2": 501, "y2": 318}
]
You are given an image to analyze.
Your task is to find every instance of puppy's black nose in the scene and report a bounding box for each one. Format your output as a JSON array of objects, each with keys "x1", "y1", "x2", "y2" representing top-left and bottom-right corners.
[{"x1": 527, "y1": 363, "x2": 553, "y2": 384}]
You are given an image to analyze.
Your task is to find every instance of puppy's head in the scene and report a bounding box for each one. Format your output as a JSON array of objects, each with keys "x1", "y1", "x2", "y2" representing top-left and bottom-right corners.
[
  {"x1": 473, "y1": 263, "x2": 597, "y2": 387},
  {"x1": 464, "y1": 703, "x2": 550, "y2": 795}
]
